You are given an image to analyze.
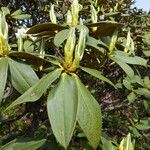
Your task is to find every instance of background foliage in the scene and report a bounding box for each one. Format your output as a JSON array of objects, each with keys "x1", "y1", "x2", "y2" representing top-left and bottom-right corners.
[{"x1": 0, "y1": 0, "x2": 150, "y2": 149}]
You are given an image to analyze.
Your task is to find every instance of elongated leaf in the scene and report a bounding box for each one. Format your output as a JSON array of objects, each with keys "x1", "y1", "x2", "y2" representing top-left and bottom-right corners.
[
  {"x1": 47, "y1": 73, "x2": 78, "y2": 149},
  {"x1": 35, "y1": 31, "x2": 56, "y2": 37},
  {"x1": 143, "y1": 48, "x2": 150, "y2": 57},
  {"x1": 12, "y1": 14, "x2": 31, "y2": 19},
  {"x1": 54, "y1": 29, "x2": 69, "y2": 47},
  {"x1": 0, "y1": 57, "x2": 8, "y2": 103},
  {"x1": 87, "y1": 21, "x2": 123, "y2": 37},
  {"x1": 8, "y1": 58, "x2": 39, "y2": 94},
  {"x1": 86, "y1": 36, "x2": 108, "y2": 53},
  {"x1": 9, "y1": 51, "x2": 60, "y2": 67},
  {"x1": 113, "y1": 51, "x2": 147, "y2": 66},
  {"x1": 5, "y1": 69, "x2": 62, "y2": 111},
  {"x1": 104, "y1": 12, "x2": 121, "y2": 17},
  {"x1": 9, "y1": 52, "x2": 47, "y2": 68},
  {"x1": 75, "y1": 77, "x2": 102, "y2": 149},
  {"x1": 101, "y1": 136, "x2": 117, "y2": 150},
  {"x1": 11, "y1": 9, "x2": 22, "y2": 16},
  {"x1": 0, "y1": 138, "x2": 46, "y2": 150},
  {"x1": 26, "y1": 23, "x2": 67, "y2": 35},
  {"x1": 80, "y1": 66, "x2": 115, "y2": 88},
  {"x1": 127, "y1": 92, "x2": 136, "y2": 103},
  {"x1": 87, "y1": 21, "x2": 123, "y2": 28},
  {"x1": 110, "y1": 56, "x2": 134, "y2": 78},
  {"x1": 134, "y1": 88, "x2": 150, "y2": 98}
]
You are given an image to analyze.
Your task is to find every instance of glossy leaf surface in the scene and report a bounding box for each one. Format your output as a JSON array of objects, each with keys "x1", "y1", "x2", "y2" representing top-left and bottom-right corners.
[
  {"x1": 87, "y1": 21, "x2": 123, "y2": 37},
  {"x1": 26, "y1": 23, "x2": 67, "y2": 35},
  {"x1": 47, "y1": 73, "x2": 78, "y2": 149},
  {"x1": 54, "y1": 29, "x2": 70, "y2": 47},
  {"x1": 86, "y1": 36, "x2": 108, "y2": 53},
  {"x1": 0, "y1": 138, "x2": 46, "y2": 150},
  {"x1": 111, "y1": 56, "x2": 134, "y2": 78},
  {"x1": 81, "y1": 66, "x2": 115, "y2": 88},
  {"x1": 113, "y1": 51, "x2": 147, "y2": 66},
  {"x1": 75, "y1": 77, "x2": 102, "y2": 149},
  {"x1": 6, "y1": 69, "x2": 62, "y2": 111},
  {"x1": 9, "y1": 52, "x2": 47, "y2": 68},
  {"x1": 8, "y1": 58, "x2": 39, "y2": 94}
]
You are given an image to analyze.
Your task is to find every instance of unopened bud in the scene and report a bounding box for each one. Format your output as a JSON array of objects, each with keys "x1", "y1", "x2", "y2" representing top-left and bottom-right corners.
[
  {"x1": 71, "y1": 0, "x2": 79, "y2": 27},
  {"x1": 50, "y1": 4, "x2": 57, "y2": 24},
  {"x1": 64, "y1": 27, "x2": 76, "y2": 64},
  {"x1": 75, "y1": 25, "x2": 88, "y2": 60},
  {"x1": 66, "y1": 10, "x2": 72, "y2": 26},
  {"x1": 91, "y1": 5, "x2": 97, "y2": 32},
  {"x1": 0, "y1": 34, "x2": 9, "y2": 56}
]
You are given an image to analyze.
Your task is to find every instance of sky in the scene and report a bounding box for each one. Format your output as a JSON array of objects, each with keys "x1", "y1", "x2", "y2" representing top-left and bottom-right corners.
[{"x1": 133, "y1": 0, "x2": 150, "y2": 12}]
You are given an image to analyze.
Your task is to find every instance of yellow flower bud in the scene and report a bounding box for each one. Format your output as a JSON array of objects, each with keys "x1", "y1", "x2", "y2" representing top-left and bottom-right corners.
[
  {"x1": 50, "y1": 4, "x2": 57, "y2": 24},
  {"x1": 66, "y1": 10, "x2": 72, "y2": 26},
  {"x1": 91, "y1": 5, "x2": 98, "y2": 32},
  {"x1": 71, "y1": 0, "x2": 79, "y2": 27},
  {"x1": 70, "y1": 24, "x2": 88, "y2": 70},
  {"x1": 109, "y1": 30, "x2": 118, "y2": 54},
  {"x1": 0, "y1": 34, "x2": 9, "y2": 56},
  {"x1": 64, "y1": 27, "x2": 76, "y2": 65}
]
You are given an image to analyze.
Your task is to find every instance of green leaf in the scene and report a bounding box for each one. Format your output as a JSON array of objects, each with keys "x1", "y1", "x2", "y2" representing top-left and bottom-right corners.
[
  {"x1": 127, "y1": 92, "x2": 136, "y2": 103},
  {"x1": 123, "y1": 79, "x2": 133, "y2": 90},
  {"x1": 0, "y1": 138, "x2": 46, "y2": 150},
  {"x1": 104, "y1": 12, "x2": 121, "y2": 17},
  {"x1": 11, "y1": 9, "x2": 22, "y2": 16},
  {"x1": 136, "y1": 119, "x2": 150, "y2": 130},
  {"x1": 143, "y1": 100, "x2": 149, "y2": 112},
  {"x1": 110, "y1": 56, "x2": 134, "y2": 78},
  {"x1": 80, "y1": 66, "x2": 115, "y2": 88},
  {"x1": 8, "y1": 58, "x2": 39, "y2": 94},
  {"x1": 1, "y1": 7, "x2": 10, "y2": 16},
  {"x1": 54, "y1": 29, "x2": 69, "y2": 47},
  {"x1": 136, "y1": 124, "x2": 150, "y2": 130},
  {"x1": 113, "y1": 51, "x2": 147, "y2": 66},
  {"x1": 134, "y1": 88, "x2": 150, "y2": 98},
  {"x1": 33, "y1": 31, "x2": 56, "y2": 37},
  {"x1": 12, "y1": 14, "x2": 31, "y2": 20},
  {"x1": 5, "y1": 69, "x2": 62, "y2": 111},
  {"x1": 9, "y1": 52, "x2": 48, "y2": 68},
  {"x1": 23, "y1": 40, "x2": 34, "y2": 53},
  {"x1": 143, "y1": 48, "x2": 150, "y2": 57},
  {"x1": 86, "y1": 36, "x2": 108, "y2": 53},
  {"x1": 75, "y1": 76, "x2": 102, "y2": 149},
  {"x1": 87, "y1": 21, "x2": 123, "y2": 37},
  {"x1": 101, "y1": 136, "x2": 117, "y2": 150},
  {"x1": 144, "y1": 76, "x2": 150, "y2": 89},
  {"x1": 0, "y1": 57, "x2": 8, "y2": 103},
  {"x1": 47, "y1": 73, "x2": 78, "y2": 149},
  {"x1": 26, "y1": 23, "x2": 67, "y2": 35}
]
